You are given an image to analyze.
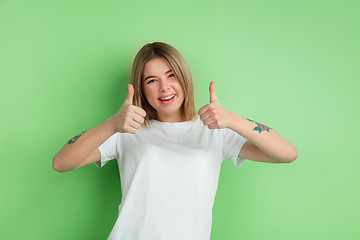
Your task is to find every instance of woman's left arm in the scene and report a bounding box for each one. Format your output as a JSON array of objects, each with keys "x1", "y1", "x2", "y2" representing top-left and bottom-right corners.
[
  {"x1": 228, "y1": 112, "x2": 298, "y2": 163},
  {"x1": 198, "y1": 81, "x2": 298, "y2": 164}
]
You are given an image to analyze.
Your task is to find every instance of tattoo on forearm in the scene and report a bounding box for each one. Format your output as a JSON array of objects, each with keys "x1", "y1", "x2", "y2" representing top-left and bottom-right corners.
[
  {"x1": 246, "y1": 118, "x2": 271, "y2": 134},
  {"x1": 68, "y1": 130, "x2": 87, "y2": 144}
]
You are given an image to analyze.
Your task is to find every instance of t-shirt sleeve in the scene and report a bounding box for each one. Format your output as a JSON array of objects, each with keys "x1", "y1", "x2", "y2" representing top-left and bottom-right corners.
[
  {"x1": 94, "y1": 132, "x2": 120, "y2": 168},
  {"x1": 221, "y1": 127, "x2": 248, "y2": 167}
]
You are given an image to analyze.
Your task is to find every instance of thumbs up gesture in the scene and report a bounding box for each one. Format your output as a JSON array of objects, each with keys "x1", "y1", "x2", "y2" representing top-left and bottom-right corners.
[
  {"x1": 198, "y1": 81, "x2": 233, "y2": 129},
  {"x1": 110, "y1": 84, "x2": 147, "y2": 134}
]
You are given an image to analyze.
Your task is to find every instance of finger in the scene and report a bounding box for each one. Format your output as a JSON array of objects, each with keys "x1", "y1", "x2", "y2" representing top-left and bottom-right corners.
[
  {"x1": 131, "y1": 112, "x2": 145, "y2": 125},
  {"x1": 125, "y1": 84, "x2": 134, "y2": 105},
  {"x1": 129, "y1": 120, "x2": 142, "y2": 129},
  {"x1": 198, "y1": 104, "x2": 209, "y2": 116},
  {"x1": 208, "y1": 122, "x2": 217, "y2": 129},
  {"x1": 133, "y1": 106, "x2": 147, "y2": 118},
  {"x1": 209, "y1": 81, "x2": 217, "y2": 103},
  {"x1": 126, "y1": 125, "x2": 137, "y2": 134},
  {"x1": 203, "y1": 117, "x2": 216, "y2": 127},
  {"x1": 200, "y1": 108, "x2": 213, "y2": 122},
  {"x1": 122, "y1": 123, "x2": 137, "y2": 134}
]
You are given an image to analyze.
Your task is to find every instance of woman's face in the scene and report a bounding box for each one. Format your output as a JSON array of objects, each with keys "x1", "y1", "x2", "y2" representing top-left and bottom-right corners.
[{"x1": 142, "y1": 57, "x2": 185, "y2": 122}]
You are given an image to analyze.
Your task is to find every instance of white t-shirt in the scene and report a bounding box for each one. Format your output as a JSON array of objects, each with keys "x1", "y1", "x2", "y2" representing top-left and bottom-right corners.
[{"x1": 95, "y1": 115, "x2": 247, "y2": 240}]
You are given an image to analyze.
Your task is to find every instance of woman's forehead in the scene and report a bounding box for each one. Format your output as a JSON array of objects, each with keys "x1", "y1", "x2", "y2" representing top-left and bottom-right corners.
[{"x1": 144, "y1": 58, "x2": 171, "y2": 73}]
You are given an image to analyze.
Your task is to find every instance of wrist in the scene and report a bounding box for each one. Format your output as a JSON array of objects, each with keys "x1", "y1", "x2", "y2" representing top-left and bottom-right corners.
[
  {"x1": 228, "y1": 112, "x2": 247, "y2": 130},
  {"x1": 104, "y1": 117, "x2": 117, "y2": 134},
  {"x1": 228, "y1": 112, "x2": 238, "y2": 130}
]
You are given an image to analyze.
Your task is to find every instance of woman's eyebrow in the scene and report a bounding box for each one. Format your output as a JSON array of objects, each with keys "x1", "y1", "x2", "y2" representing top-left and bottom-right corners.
[{"x1": 144, "y1": 69, "x2": 173, "y2": 81}]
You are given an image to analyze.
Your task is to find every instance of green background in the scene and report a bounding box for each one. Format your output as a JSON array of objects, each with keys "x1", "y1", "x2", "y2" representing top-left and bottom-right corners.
[{"x1": 1, "y1": 0, "x2": 359, "y2": 239}]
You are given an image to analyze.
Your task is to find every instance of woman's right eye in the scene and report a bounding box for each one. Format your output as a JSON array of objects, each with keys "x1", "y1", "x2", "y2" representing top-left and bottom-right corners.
[{"x1": 147, "y1": 79, "x2": 155, "y2": 84}]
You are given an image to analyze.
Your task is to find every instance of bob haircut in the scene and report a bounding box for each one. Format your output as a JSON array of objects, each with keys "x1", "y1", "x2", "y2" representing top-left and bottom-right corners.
[{"x1": 130, "y1": 42, "x2": 197, "y2": 128}]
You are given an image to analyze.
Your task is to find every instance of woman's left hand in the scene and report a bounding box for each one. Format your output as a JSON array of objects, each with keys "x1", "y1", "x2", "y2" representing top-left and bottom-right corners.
[{"x1": 198, "y1": 81, "x2": 234, "y2": 129}]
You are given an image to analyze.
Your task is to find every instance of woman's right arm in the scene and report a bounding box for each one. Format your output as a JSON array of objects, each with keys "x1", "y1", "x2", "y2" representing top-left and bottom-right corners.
[
  {"x1": 52, "y1": 117, "x2": 116, "y2": 173},
  {"x1": 52, "y1": 84, "x2": 146, "y2": 173}
]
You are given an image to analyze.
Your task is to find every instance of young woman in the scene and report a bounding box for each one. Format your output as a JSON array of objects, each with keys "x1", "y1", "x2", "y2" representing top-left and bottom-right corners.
[{"x1": 53, "y1": 42, "x2": 298, "y2": 240}]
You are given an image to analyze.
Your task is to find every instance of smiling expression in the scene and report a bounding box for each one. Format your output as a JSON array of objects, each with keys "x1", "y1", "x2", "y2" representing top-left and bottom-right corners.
[{"x1": 142, "y1": 57, "x2": 185, "y2": 122}]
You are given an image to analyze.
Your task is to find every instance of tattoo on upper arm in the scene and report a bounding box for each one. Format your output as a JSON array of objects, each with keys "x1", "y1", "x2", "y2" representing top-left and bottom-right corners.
[
  {"x1": 68, "y1": 130, "x2": 87, "y2": 144},
  {"x1": 246, "y1": 118, "x2": 271, "y2": 134}
]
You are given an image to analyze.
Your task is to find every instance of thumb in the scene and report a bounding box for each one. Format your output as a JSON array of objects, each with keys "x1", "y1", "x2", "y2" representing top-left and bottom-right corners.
[
  {"x1": 209, "y1": 81, "x2": 218, "y2": 103},
  {"x1": 125, "y1": 84, "x2": 134, "y2": 105}
]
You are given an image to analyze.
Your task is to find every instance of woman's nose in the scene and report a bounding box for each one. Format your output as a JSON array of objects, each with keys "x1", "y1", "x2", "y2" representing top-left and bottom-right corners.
[{"x1": 159, "y1": 79, "x2": 170, "y2": 91}]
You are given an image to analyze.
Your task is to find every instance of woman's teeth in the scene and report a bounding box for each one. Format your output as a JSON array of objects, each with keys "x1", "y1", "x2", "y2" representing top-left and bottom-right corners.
[{"x1": 160, "y1": 94, "x2": 175, "y2": 100}]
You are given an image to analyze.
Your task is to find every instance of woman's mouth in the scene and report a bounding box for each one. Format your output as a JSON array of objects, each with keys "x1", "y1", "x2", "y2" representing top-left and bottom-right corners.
[{"x1": 159, "y1": 94, "x2": 176, "y2": 105}]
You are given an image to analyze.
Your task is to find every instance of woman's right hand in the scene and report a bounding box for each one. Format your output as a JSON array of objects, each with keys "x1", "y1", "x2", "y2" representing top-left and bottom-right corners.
[{"x1": 110, "y1": 84, "x2": 147, "y2": 134}]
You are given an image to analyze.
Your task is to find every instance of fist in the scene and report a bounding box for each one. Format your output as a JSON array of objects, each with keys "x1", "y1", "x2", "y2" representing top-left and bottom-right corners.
[
  {"x1": 198, "y1": 81, "x2": 233, "y2": 129},
  {"x1": 111, "y1": 84, "x2": 147, "y2": 134}
]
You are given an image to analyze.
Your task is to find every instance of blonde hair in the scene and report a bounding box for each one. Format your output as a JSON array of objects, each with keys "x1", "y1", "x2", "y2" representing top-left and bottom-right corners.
[{"x1": 130, "y1": 42, "x2": 197, "y2": 128}]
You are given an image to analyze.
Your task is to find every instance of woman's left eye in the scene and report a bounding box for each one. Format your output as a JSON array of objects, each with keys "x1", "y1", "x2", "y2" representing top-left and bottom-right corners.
[{"x1": 169, "y1": 73, "x2": 175, "y2": 78}]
